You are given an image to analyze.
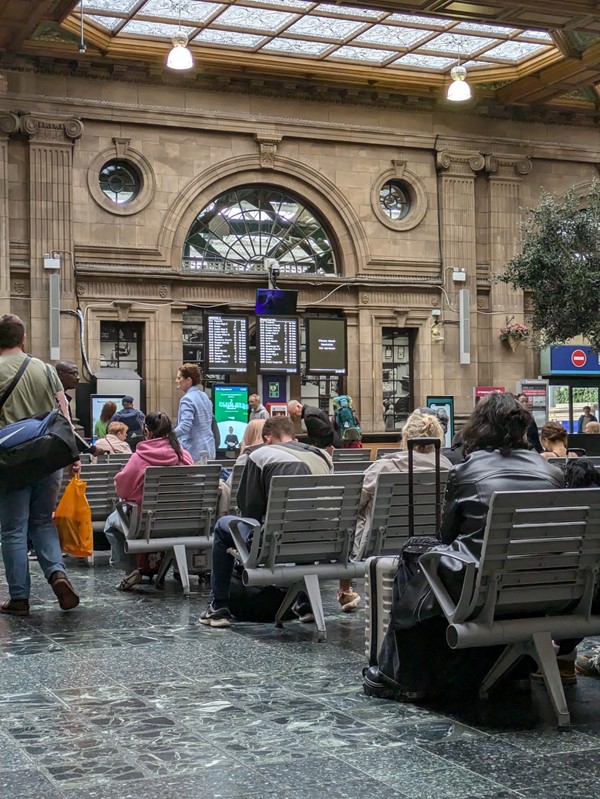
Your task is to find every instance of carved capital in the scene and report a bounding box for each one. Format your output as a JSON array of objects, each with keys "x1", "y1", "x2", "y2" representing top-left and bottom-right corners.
[
  {"x1": 436, "y1": 150, "x2": 485, "y2": 176},
  {"x1": 0, "y1": 113, "x2": 20, "y2": 136},
  {"x1": 485, "y1": 154, "x2": 532, "y2": 180},
  {"x1": 256, "y1": 132, "x2": 282, "y2": 169},
  {"x1": 22, "y1": 114, "x2": 83, "y2": 144}
]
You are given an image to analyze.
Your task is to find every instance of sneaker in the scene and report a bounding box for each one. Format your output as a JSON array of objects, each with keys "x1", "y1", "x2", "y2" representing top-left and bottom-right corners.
[
  {"x1": 531, "y1": 658, "x2": 577, "y2": 686},
  {"x1": 48, "y1": 571, "x2": 80, "y2": 611},
  {"x1": 337, "y1": 589, "x2": 361, "y2": 613},
  {"x1": 199, "y1": 604, "x2": 231, "y2": 628},
  {"x1": 0, "y1": 599, "x2": 30, "y2": 617},
  {"x1": 576, "y1": 653, "x2": 600, "y2": 678},
  {"x1": 292, "y1": 601, "x2": 315, "y2": 624}
]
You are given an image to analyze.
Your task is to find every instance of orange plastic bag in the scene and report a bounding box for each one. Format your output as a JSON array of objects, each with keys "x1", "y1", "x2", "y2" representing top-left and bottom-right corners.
[{"x1": 55, "y1": 476, "x2": 93, "y2": 558}]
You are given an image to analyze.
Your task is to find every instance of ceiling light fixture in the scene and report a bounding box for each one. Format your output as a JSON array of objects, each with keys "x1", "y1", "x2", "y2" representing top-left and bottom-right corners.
[
  {"x1": 447, "y1": 43, "x2": 471, "y2": 102},
  {"x1": 167, "y1": 4, "x2": 194, "y2": 70},
  {"x1": 78, "y1": 0, "x2": 86, "y2": 53}
]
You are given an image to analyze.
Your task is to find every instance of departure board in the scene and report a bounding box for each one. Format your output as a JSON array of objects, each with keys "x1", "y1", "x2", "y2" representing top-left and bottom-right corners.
[
  {"x1": 306, "y1": 317, "x2": 347, "y2": 375},
  {"x1": 205, "y1": 314, "x2": 248, "y2": 374},
  {"x1": 257, "y1": 316, "x2": 299, "y2": 374}
]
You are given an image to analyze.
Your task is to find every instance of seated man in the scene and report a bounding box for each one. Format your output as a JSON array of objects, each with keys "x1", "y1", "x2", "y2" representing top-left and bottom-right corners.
[{"x1": 199, "y1": 415, "x2": 332, "y2": 628}]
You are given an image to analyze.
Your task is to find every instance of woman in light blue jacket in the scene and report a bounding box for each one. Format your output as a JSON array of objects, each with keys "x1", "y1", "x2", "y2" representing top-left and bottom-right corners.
[{"x1": 174, "y1": 363, "x2": 216, "y2": 461}]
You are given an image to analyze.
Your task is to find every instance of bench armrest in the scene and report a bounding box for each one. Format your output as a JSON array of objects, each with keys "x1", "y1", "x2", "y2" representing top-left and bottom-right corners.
[
  {"x1": 419, "y1": 550, "x2": 477, "y2": 624},
  {"x1": 228, "y1": 518, "x2": 261, "y2": 566}
]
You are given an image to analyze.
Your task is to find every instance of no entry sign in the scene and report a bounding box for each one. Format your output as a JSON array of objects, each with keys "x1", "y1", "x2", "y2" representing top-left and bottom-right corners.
[{"x1": 571, "y1": 349, "x2": 587, "y2": 368}]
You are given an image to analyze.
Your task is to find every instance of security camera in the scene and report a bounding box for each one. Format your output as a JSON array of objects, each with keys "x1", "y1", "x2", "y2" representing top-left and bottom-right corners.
[{"x1": 271, "y1": 268, "x2": 281, "y2": 280}]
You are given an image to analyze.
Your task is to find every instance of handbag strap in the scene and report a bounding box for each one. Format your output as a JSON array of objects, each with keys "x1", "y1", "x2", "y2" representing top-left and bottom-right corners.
[{"x1": 0, "y1": 355, "x2": 32, "y2": 411}]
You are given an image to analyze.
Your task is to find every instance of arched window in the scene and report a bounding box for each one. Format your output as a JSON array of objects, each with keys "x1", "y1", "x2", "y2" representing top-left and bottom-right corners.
[{"x1": 183, "y1": 185, "x2": 337, "y2": 275}]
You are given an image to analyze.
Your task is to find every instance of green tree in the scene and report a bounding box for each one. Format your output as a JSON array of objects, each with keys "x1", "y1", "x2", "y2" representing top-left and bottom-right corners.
[{"x1": 502, "y1": 183, "x2": 600, "y2": 350}]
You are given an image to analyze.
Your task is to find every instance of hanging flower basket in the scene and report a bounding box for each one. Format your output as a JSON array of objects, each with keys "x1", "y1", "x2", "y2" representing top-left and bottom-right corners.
[{"x1": 498, "y1": 322, "x2": 530, "y2": 351}]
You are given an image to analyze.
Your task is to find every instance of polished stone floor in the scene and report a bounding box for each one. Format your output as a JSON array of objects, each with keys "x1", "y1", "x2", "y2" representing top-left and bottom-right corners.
[{"x1": 2, "y1": 563, "x2": 600, "y2": 799}]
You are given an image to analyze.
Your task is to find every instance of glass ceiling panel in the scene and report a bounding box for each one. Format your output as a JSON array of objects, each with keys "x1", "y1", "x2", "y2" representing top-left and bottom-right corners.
[
  {"x1": 214, "y1": 6, "x2": 296, "y2": 31},
  {"x1": 286, "y1": 15, "x2": 364, "y2": 39},
  {"x1": 140, "y1": 0, "x2": 218, "y2": 24},
  {"x1": 121, "y1": 19, "x2": 196, "y2": 37},
  {"x1": 262, "y1": 38, "x2": 331, "y2": 54},
  {"x1": 329, "y1": 45, "x2": 397, "y2": 62},
  {"x1": 77, "y1": 1, "x2": 561, "y2": 78},
  {"x1": 355, "y1": 25, "x2": 429, "y2": 48}
]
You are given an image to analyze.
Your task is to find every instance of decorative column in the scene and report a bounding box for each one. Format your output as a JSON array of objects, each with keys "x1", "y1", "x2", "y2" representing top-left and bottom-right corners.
[
  {"x1": 436, "y1": 150, "x2": 485, "y2": 412},
  {"x1": 22, "y1": 113, "x2": 83, "y2": 358},
  {"x1": 0, "y1": 113, "x2": 20, "y2": 315},
  {"x1": 485, "y1": 155, "x2": 532, "y2": 385}
]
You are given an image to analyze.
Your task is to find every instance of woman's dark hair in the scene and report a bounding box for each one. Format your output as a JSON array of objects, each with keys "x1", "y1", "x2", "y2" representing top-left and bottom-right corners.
[
  {"x1": 462, "y1": 392, "x2": 531, "y2": 456},
  {"x1": 564, "y1": 459, "x2": 600, "y2": 488},
  {"x1": 540, "y1": 420, "x2": 568, "y2": 446},
  {"x1": 178, "y1": 363, "x2": 202, "y2": 386},
  {"x1": 100, "y1": 401, "x2": 117, "y2": 422},
  {"x1": 144, "y1": 411, "x2": 184, "y2": 461}
]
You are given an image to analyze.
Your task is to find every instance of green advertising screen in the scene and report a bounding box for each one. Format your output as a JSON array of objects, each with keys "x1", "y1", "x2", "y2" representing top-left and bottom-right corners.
[{"x1": 213, "y1": 384, "x2": 249, "y2": 446}]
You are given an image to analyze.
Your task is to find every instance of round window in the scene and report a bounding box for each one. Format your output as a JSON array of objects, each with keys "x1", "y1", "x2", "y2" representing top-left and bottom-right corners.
[
  {"x1": 379, "y1": 180, "x2": 411, "y2": 221},
  {"x1": 99, "y1": 160, "x2": 141, "y2": 205}
]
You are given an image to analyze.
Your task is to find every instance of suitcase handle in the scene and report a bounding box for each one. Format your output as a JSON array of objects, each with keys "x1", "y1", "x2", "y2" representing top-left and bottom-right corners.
[{"x1": 407, "y1": 437, "x2": 441, "y2": 536}]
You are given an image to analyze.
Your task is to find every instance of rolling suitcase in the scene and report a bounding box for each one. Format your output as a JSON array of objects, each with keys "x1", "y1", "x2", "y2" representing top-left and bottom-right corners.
[{"x1": 363, "y1": 436, "x2": 443, "y2": 669}]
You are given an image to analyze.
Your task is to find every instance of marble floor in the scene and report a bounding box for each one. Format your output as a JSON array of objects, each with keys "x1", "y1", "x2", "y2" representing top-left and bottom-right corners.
[{"x1": 2, "y1": 564, "x2": 600, "y2": 799}]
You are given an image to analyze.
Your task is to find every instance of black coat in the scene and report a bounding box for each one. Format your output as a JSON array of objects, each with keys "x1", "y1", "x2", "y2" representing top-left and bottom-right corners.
[
  {"x1": 378, "y1": 448, "x2": 565, "y2": 697},
  {"x1": 302, "y1": 404, "x2": 342, "y2": 449}
]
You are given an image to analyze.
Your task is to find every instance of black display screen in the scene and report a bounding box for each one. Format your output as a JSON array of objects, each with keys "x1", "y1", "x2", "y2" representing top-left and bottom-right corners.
[
  {"x1": 257, "y1": 316, "x2": 299, "y2": 374},
  {"x1": 255, "y1": 289, "x2": 298, "y2": 316},
  {"x1": 205, "y1": 314, "x2": 249, "y2": 374},
  {"x1": 306, "y1": 317, "x2": 347, "y2": 375}
]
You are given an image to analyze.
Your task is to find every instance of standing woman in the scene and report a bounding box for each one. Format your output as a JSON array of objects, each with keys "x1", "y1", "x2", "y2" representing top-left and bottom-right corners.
[
  {"x1": 94, "y1": 401, "x2": 117, "y2": 440},
  {"x1": 174, "y1": 363, "x2": 216, "y2": 461}
]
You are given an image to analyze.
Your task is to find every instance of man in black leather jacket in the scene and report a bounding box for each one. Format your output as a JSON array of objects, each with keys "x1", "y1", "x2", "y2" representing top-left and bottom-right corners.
[{"x1": 366, "y1": 392, "x2": 564, "y2": 702}]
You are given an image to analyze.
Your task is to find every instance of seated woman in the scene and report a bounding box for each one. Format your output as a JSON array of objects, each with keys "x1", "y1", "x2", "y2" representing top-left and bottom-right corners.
[
  {"x1": 93, "y1": 421, "x2": 132, "y2": 457},
  {"x1": 540, "y1": 420, "x2": 579, "y2": 460},
  {"x1": 337, "y1": 410, "x2": 453, "y2": 613},
  {"x1": 104, "y1": 411, "x2": 194, "y2": 590},
  {"x1": 584, "y1": 421, "x2": 600, "y2": 435},
  {"x1": 364, "y1": 392, "x2": 564, "y2": 703},
  {"x1": 216, "y1": 419, "x2": 265, "y2": 518}
]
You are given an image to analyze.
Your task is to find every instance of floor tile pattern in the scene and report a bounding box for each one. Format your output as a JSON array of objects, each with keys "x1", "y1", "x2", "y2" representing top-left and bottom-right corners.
[{"x1": 1, "y1": 562, "x2": 600, "y2": 798}]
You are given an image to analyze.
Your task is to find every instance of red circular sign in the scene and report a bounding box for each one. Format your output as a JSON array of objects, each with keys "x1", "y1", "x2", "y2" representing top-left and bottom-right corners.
[{"x1": 572, "y1": 349, "x2": 587, "y2": 368}]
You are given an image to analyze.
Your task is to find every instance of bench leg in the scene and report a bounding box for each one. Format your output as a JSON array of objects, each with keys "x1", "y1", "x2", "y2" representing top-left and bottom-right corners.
[
  {"x1": 532, "y1": 631, "x2": 571, "y2": 727},
  {"x1": 480, "y1": 642, "x2": 526, "y2": 698},
  {"x1": 274, "y1": 582, "x2": 303, "y2": 629},
  {"x1": 303, "y1": 574, "x2": 326, "y2": 643},
  {"x1": 173, "y1": 545, "x2": 190, "y2": 598}
]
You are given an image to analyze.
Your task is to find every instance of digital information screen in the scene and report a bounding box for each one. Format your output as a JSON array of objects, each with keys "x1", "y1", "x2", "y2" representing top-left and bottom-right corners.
[
  {"x1": 306, "y1": 317, "x2": 347, "y2": 375},
  {"x1": 213, "y1": 385, "x2": 249, "y2": 444},
  {"x1": 205, "y1": 314, "x2": 248, "y2": 374},
  {"x1": 257, "y1": 316, "x2": 299, "y2": 374}
]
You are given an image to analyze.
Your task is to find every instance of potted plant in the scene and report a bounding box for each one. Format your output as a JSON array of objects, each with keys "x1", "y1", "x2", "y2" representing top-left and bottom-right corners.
[{"x1": 498, "y1": 320, "x2": 530, "y2": 351}]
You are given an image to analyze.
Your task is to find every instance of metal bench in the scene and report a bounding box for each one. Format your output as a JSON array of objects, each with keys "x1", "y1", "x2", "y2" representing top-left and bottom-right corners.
[
  {"x1": 332, "y1": 449, "x2": 371, "y2": 462},
  {"x1": 227, "y1": 462, "x2": 246, "y2": 515},
  {"x1": 363, "y1": 470, "x2": 448, "y2": 558},
  {"x1": 376, "y1": 448, "x2": 403, "y2": 459},
  {"x1": 95, "y1": 453, "x2": 131, "y2": 465},
  {"x1": 333, "y1": 460, "x2": 370, "y2": 474},
  {"x1": 420, "y1": 488, "x2": 600, "y2": 726},
  {"x1": 229, "y1": 473, "x2": 364, "y2": 641},
  {"x1": 121, "y1": 464, "x2": 221, "y2": 596}
]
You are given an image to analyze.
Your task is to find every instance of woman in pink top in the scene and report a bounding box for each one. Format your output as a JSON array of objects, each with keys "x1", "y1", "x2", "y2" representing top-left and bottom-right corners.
[{"x1": 105, "y1": 411, "x2": 193, "y2": 590}]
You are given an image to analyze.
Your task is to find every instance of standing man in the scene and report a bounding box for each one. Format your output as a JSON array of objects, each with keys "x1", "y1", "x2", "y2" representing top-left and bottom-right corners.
[
  {"x1": 516, "y1": 393, "x2": 542, "y2": 453},
  {"x1": 174, "y1": 363, "x2": 216, "y2": 461},
  {"x1": 199, "y1": 415, "x2": 332, "y2": 628},
  {"x1": 55, "y1": 360, "x2": 96, "y2": 456},
  {"x1": 0, "y1": 314, "x2": 79, "y2": 616},
  {"x1": 287, "y1": 399, "x2": 342, "y2": 450},
  {"x1": 249, "y1": 394, "x2": 269, "y2": 421},
  {"x1": 578, "y1": 405, "x2": 598, "y2": 433},
  {"x1": 110, "y1": 396, "x2": 145, "y2": 436}
]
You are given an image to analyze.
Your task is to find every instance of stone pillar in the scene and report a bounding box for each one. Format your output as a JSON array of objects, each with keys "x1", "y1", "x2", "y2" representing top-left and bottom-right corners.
[
  {"x1": 0, "y1": 113, "x2": 20, "y2": 315},
  {"x1": 485, "y1": 155, "x2": 533, "y2": 386},
  {"x1": 22, "y1": 114, "x2": 83, "y2": 358},
  {"x1": 436, "y1": 150, "x2": 485, "y2": 412}
]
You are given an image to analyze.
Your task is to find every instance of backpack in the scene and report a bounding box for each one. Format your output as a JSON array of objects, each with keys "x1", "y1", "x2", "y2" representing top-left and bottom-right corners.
[
  {"x1": 332, "y1": 395, "x2": 361, "y2": 441},
  {"x1": 0, "y1": 409, "x2": 79, "y2": 494}
]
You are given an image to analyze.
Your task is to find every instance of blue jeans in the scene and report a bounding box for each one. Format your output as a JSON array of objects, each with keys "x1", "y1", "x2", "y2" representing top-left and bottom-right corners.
[
  {"x1": 211, "y1": 515, "x2": 254, "y2": 608},
  {"x1": 0, "y1": 471, "x2": 64, "y2": 599}
]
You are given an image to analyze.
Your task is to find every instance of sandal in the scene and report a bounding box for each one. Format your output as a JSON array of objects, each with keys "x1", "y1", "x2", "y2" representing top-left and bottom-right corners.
[{"x1": 116, "y1": 570, "x2": 142, "y2": 591}]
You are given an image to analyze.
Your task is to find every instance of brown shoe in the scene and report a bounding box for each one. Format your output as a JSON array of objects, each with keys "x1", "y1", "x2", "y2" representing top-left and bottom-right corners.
[
  {"x1": 531, "y1": 658, "x2": 577, "y2": 686},
  {"x1": 49, "y1": 571, "x2": 80, "y2": 611},
  {"x1": 0, "y1": 599, "x2": 30, "y2": 617}
]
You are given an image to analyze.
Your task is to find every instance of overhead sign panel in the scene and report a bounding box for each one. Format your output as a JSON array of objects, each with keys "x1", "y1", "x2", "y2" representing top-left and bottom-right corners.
[{"x1": 549, "y1": 345, "x2": 600, "y2": 375}]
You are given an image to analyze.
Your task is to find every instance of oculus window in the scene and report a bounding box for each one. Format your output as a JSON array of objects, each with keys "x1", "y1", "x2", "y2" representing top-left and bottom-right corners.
[
  {"x1": 183, "y1": 185, "x2": 337, "y2": 274},
  {"x1": 99, "y1": 159, "x2": 141, "y2": 205},
  {"x1": 379, "y1": 179, "x2": 411, "y2": 221}
]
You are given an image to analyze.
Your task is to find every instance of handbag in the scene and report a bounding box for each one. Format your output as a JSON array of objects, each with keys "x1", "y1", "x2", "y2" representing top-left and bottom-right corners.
[{"x1": 55, "y1": 476, "x2": 93, "y2": 558}]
